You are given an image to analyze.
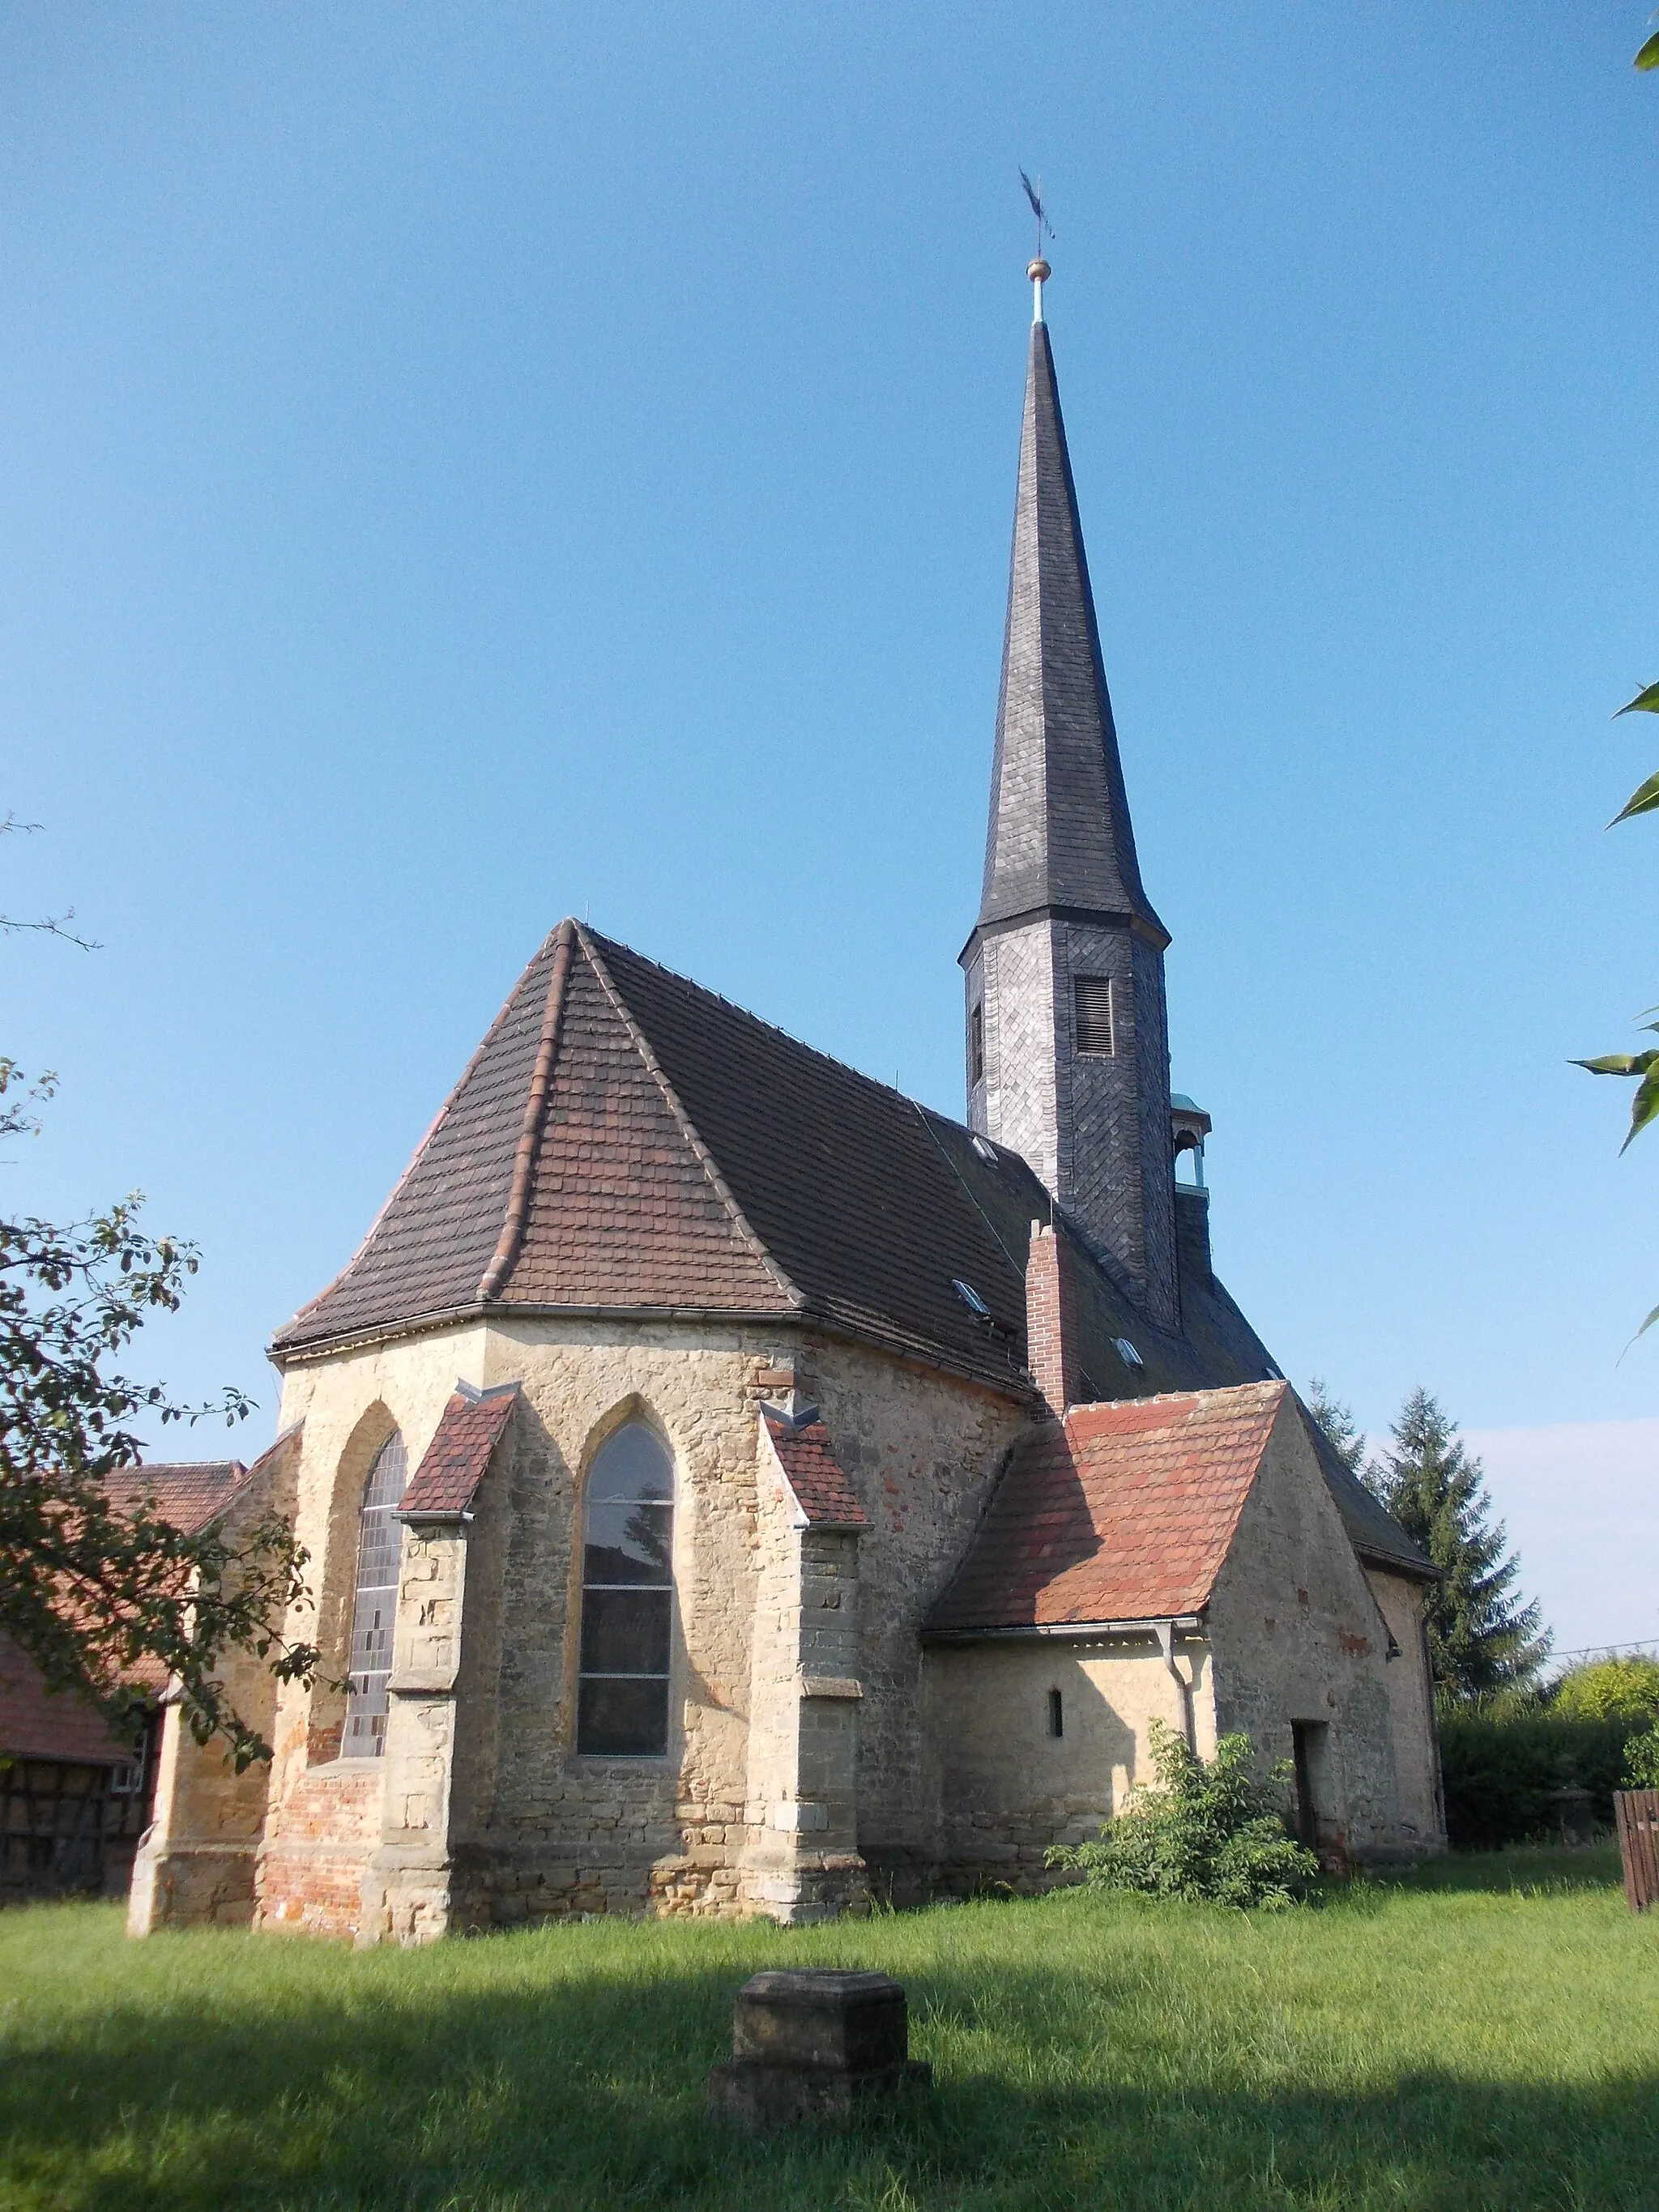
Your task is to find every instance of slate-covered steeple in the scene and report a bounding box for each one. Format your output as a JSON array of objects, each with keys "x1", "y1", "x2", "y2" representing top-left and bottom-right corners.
[
  {"x1": 978, "y1": 309, "x2": 1166, "y2": 945},
  {"x1": 962, "y1": 262, "x2": 1180, "y2": 1332}
]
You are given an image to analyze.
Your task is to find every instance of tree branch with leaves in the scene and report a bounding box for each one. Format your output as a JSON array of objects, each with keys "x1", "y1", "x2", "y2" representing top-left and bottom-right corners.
[{"x1": 0, "y1": 1072, "x2": 322, "y2": 1767}]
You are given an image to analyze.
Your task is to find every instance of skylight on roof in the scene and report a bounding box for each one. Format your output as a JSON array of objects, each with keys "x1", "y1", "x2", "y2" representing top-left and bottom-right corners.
[
  {"x1": 970, "y1": 1134, "x2": 997, "y2": 1163},
  {"x1": 952, "y1": 1278, "x2": 992, "y2": 1319},
  {"x1": 1113, "y1": 1337, "x2": 1144, "y2": 1369}
]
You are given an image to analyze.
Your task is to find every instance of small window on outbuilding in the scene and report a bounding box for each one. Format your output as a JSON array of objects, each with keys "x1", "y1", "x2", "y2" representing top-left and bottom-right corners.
[
  {"x1": 1047, "y1": 1688, "x2": 1064, "y2": 1739},
  {"x1": 970, "y1": 1003, "x2": 985, "y2": 1086},
  {"x1": 1073, "y1": 974, "x2": 1115, "y2": 1057}
]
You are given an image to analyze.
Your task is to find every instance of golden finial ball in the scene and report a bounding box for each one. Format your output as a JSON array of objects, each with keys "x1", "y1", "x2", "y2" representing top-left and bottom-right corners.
[{"x1": 1027, "y1": 258, "x2": 1051, "y2": 283}]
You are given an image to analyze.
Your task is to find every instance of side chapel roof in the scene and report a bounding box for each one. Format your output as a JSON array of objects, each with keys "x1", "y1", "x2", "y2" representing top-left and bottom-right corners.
[
  {"x1": 928, "y1": 1381, "x2": 1287, "y2": 1634},
  {"x1": 271, "y1": 924, "x2": 1279, "y2": 1401}
]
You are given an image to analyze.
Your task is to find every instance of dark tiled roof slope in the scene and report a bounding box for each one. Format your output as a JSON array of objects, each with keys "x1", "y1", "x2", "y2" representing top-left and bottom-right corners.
[
  {"x1": 399, "y1": 1386, "x2": 518, "y2": 1519},
  {"x1": 586, "y1": 933, "x2": 1037, "y2": 1388},
  {"x1": 763, "y1": 1410, "x2": 867, "y2": 1528},
  {"x1": 273, "y1": 923, "x2": 1288, "y2": 1401},
  {"x1": 927, "y1": 1383, "x2": 1286, "y2": 1634},
  {"x1": 501, "y1": 947, "x2": 786, "y2": 1311},
  {"x1": 1304, "y1": 1418, "x2": 1435, "y2": 1578}
]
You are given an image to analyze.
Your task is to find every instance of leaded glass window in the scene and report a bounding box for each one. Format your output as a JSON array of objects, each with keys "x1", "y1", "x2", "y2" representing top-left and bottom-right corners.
[
  {"x1": 343, "y1": 1430, "x2": 408, "y2": 1758},
  {"x1": 577, "y1": 1424, "x2": 674, "y2": 1757}
]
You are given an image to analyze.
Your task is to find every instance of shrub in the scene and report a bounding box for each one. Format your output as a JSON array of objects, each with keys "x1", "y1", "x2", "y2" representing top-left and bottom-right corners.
[
  {"x1": 1550, "y1": 1655, "x2": 1659, "y2": 1724},
  {"x1": 1623, "y1": 1725, "x2": 1659, "y2": 1790},
  {"x1": 1046, "y1": 1722, "x2": 1317, "y2": 1909},
  {"x1": 1436, "y1": 1709, "x2": 1641, "y2": 1848}
]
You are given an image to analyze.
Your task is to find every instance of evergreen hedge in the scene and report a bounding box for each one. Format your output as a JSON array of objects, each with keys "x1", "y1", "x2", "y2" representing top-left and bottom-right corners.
[{"x1": 1437, "y1": 1710, "x2": 1642, "y2": 1848}]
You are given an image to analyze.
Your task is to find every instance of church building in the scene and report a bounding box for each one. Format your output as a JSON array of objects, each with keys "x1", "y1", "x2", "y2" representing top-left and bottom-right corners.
[{"x1": 130, "y1": 260, "x2": 1444, "y2": 1945}]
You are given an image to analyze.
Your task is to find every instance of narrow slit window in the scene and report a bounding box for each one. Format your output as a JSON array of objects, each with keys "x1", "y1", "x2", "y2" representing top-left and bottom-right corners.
[
  {"x1": 1047, "y1": 1688, "x2": 1064, "y2": 1739},
  {"x1": 578, "y1": 1424, "x2": 675, "y2": 1758},
  {"x1": 343, "y1": 1430, "x2": 409, "y2": 1758},
  {"x1": 970, "y1": 1003, "x2": 985, "y2": 1086},
  {"x1": 1073, "y1": 975, "x2": 1115, "y2": 1057}
]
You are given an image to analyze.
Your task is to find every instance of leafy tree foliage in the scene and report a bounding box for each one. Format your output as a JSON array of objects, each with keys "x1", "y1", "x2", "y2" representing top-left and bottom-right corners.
[
  {"x1": 1624, "y1": 1724, "x2": 1659, "y2": 1789},
  {"x1": 1551, "y1": 1653, "x2": 1659, "y2": 1724},
  {"x1": 0, "y1": 1060, "x2": 320, "y2": 1767},
  {"x1": 1369, "y1": 1388, "x2": 1550, "y2": 1700},
  {"x1": 1046, "y1": 1721, "x2": 1318, "y2": 1909},
  {"x1": 1304, "y1": 1378, "x2": 1367, "y2": 1477},
  {"x1": 1574, "y1": 38, "x2": 1659, "y2": 1323}
]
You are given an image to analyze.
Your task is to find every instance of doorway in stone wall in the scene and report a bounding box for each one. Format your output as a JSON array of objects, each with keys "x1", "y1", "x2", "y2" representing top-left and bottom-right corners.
[{"x1": 1291, "y1": 1720, "x2": 1337, "y2": 1853}]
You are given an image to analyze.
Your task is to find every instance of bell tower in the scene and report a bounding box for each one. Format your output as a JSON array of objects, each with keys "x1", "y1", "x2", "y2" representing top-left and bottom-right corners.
[{"x1": 961, "y1": 258, "x2": 1179, "y2": 1331}]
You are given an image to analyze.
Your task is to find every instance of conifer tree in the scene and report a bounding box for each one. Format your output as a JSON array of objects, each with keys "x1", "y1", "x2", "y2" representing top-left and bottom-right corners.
[
  {"x1": 1370, "y1": 1388, "x2": 1550, "y2": 1700},
  {"x1": 1304, "y1": 1379, "x2": 1367, "y2": 1477}
]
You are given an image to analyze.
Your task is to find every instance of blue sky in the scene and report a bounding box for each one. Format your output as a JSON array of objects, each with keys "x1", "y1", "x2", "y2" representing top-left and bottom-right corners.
[{"x1": 3, "y1": 4, "x2": 1656, "y2": 1649}]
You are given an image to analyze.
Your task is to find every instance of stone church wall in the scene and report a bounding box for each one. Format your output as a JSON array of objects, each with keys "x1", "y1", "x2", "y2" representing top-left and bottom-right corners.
[
  {"x1": 254, "y1": 1323, "x2": 491, "y2": 1937},
  {"x1": 473, "y1": 1317, "x2": 777, "y2": 1926},
  {"x1": 1363, "y1": 1568, "x2": 1445, "y2": 1852},
  {"x1": 1206, "y1": 1403, "x2": 1428, "y2": 1864},
  {"x1": 922, "y1": 1634, "x2": 1213, "y2": 1894},
  {"x1": 804, "y1": 1335, "x2": 1030, "y2": 1899}
]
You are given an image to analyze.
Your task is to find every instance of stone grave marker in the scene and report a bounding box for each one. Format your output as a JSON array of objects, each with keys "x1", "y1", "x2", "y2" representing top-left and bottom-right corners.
[{"x1": 707, "y1": 1968, "x2": 932, "y2": 2133}]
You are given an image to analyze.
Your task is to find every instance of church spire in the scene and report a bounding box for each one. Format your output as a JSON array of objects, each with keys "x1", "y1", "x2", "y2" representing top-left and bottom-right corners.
[
  {"x1": 963, "y1": 262, "x2": 1180, "y2": 1333},
  {"x1": 978, "y1": 287, "x2": 1165, "y2": 943}
]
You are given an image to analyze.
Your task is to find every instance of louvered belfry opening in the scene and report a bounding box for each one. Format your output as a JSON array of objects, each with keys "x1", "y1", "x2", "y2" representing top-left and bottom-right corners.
[
  {"x1": 578, "y1": 1424, "x2": 675, "y2": 1757},
  {"x1": 1073, "y1": 974, "x2": 1115, "y2": 1058},
  {"x1": 343, "y1": 1431, "x2": 409, "y2": 1758}
]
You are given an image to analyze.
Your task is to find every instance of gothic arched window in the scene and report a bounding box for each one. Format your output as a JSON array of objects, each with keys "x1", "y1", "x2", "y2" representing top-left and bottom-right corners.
[
  {"x1": 577, "y1": 1423, "x2": 674, "y2": 1758},
  {"x1": 343, "y1": 1430, "x2": 408, "y2": 1758}
]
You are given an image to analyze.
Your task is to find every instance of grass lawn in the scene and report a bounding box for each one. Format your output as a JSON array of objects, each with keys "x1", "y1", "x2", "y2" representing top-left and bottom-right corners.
[{"x1": 1, "y1": 1848, "x2": 1654, "y2": 2211}]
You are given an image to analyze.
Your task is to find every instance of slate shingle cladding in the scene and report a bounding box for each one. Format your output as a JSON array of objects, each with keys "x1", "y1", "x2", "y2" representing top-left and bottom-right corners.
[{"x1": 978, "y1": 320, "x2": 1164, "y2": 941}]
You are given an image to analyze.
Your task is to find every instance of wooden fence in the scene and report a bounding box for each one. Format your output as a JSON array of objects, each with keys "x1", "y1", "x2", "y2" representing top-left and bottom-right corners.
[{"x1": 1614, "y1": 1790, "x2": 1659, "y2": 1913}]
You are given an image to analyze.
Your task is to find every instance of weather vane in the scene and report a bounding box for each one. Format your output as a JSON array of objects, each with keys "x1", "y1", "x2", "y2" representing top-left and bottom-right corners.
[
  {"x1": 1019, "y1": 169, "x2": 1054, "y2": 320},
  {"x1": 1018, "y1": 168, "x2": 1056, "y2": 260}
]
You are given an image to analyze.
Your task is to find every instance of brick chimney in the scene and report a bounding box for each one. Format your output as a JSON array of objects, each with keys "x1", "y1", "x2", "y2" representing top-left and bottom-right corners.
[{"x1": 1026, "y1": 1220, "x2": 1081, "y2": 1415}]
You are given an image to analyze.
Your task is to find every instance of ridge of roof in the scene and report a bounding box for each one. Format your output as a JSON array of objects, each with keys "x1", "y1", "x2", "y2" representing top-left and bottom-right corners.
[{"x1": 478, "y1": 921, "x2": 576, "y2": 1301}]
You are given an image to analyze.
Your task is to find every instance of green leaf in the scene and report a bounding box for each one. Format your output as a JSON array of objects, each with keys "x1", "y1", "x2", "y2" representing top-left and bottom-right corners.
[
  {"x1": 1636, "y1": 28, "x2": 1659, "y2": 68},
  {"x1": 1572, "y1": 1053, "x2": 1657, "y2": 1076},
  {"x1": 1610, "y1": 769, "x2": 1659, "y2": 825},
  {"x1": 1615, "y1": 681, "x2": 1659, "y2": 715},
  {"x1": 1623, "y1": 1062, "x2": 1659, "y2": 1151}
]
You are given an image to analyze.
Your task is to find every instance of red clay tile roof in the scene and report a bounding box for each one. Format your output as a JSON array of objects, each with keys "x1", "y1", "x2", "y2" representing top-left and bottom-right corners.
[
  {"x1": 108, "y1": 1460, "x2": 249, "y2": 1536},
  {"x1": 399, "y1": 1386, "x2": 518, "y2": 1519},
  {"x1": 762, "y1": 1410, "x2": 867, "y2": 1528},
  {"x1": 927, "y1": 1382, "x2": 1288, "y2": 1634},
  {"x1": 0, "y1": 1631, "x2": 143, "y2": 1765}
]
